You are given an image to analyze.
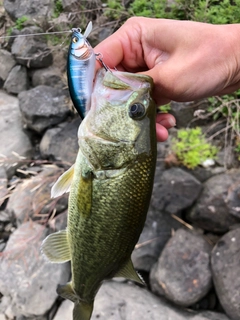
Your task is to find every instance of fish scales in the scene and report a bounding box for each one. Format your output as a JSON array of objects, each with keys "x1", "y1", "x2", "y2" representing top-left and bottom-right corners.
[
  {"x1": 41, "y1": 68, "x2": 157, "y2": 320},
  {"x1": 69, "y1": 154, "x2": 155, "y2": 300}
]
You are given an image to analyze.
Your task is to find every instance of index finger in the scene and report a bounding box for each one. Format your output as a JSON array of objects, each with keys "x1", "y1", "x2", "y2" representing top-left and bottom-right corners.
[{"x1": 94, "y1": 35, "x2": 124, "y2": 72}]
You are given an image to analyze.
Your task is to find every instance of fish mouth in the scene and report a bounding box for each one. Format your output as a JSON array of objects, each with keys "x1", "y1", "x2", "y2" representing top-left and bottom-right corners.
[{"x1": 101, "y1": 69, "x2": 153, "y2": 91}]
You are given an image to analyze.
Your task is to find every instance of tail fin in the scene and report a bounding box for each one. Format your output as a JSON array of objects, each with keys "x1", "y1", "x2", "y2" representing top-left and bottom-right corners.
[{"x1": 73, "y1": 301, "x2": 94, "y2": 320}]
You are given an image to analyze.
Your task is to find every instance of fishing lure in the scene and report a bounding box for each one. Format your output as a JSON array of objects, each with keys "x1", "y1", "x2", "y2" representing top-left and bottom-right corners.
[{"x1": 67, "y1": 21, "x2": 95, "y2": 119}]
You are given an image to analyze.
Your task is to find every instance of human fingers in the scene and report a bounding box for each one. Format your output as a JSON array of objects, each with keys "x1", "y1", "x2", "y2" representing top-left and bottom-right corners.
[
  {"x1": 156, "y1": 113, "x2": 176, "y2": 129},
  {"x1": 156, "y1": 113, "x2": 176, "y2": 142},
  {"x1": 156, "y1": 124, "x2": 169, "y2": 142}
]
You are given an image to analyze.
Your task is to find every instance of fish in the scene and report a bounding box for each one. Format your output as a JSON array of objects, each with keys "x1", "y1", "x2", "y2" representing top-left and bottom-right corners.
[
  {"x1": 41, "y1": 68, "x2": 157, "y2": 320},
  {"x1": 67, "y1": 21, "x2": 95, "y2": 119}
]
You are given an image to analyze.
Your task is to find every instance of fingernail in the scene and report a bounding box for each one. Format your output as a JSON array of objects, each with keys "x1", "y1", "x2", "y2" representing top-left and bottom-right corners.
[
  {"x1": 169, "y1": 118, "x2": 176, "y2": 127},
  {"x1": 159, "y1": 118, "x2": 176, "y2": 128}
]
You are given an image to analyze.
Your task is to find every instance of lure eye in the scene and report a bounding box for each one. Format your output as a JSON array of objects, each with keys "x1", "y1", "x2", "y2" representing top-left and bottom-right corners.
[
  {"x1": 129, "y1": 103, "x2": 146, "y2": 120},
  {"x1": 72, "y1": 36, "x2": 78, "y2": 43}
]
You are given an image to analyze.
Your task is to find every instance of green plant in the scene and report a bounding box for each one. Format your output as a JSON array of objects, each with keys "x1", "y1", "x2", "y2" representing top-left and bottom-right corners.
[
  {"x1": 235, "y1": 140, "x2": 240, "y2": 160},
  {"x1": 53, "y1": 0, "x2": 63, "y2": 18},
  {"x1": 158, "y1": 104, "x2": 171, "y2": 113},
  {"x1": 15, "y1": 16, "x2": 29, "y2": 30},
  {"x1": 171, "y1": 127, "x2": 218, "y2": 169},
  {"x1": 105, "y1": 0, "x2": 130, "y2": 20},
  {"x1": 128, "y1": 0, "x2": 240, "y2": 23}
]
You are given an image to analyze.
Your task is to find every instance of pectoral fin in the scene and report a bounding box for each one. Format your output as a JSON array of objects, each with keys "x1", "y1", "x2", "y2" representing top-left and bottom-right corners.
[
  {"x1": 41, "y1": 230, "x2": 70, "y2": 263},
  {"x1": 51, "y1": 165, "x2": 75, "y2": 198},
  {"x1": 114, "y1": 259, "x2": 145, "y2": 285}
]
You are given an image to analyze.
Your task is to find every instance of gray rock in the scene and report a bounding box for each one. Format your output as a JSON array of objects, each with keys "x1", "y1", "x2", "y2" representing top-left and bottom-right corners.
[
  {"x1": 132, "y1": 162, "x2": 182, "y2": 272},
  {"x1": 18, "y1": 85, "x2": 70, "y2": 133},
  {"x1": 150, "y1": 228, "x2": 212, "y2": 307},
  {"x1": 6, "y1": 165, "x2": 68, "y2": 225},
  {"x1": 151, "y1": 167, "x2": 202, "y2": 215},
  {"x1": 184, "y1": 166, "x2": 226, "y2": 183},
  {"x1": 132, "y1": 209, "x2": 181, "y2": 272},
  {"x1": 62, "y1": 0, "x2": 79, "y2": 11},
  {"x1": 188, "y1": 170, "x2": 240, "y2": 232},
  {"x1": 226, "y1": 181, "x2": 240, "y2": 219},
  {"x1": 53, "y1": 280, "x2": 229, "y2": 320},
  {"x1": 11, "y1": 27, "x2": 53, "y2": 68},
  {"x1": 48, "y1": 210, "x2": 68, "y2": 231},
  {"x1": 31, "y1": 67, "x2": 65, "y2": 89},
  {"x1": 193, "y1": 311, "x2": 230, "y2": 320},
  {"x1": 40, "y1": 117, "x2": 81, "y2": 163},
  {"x1": 0, "y1": 221, "x2": 70, "y2": 317},
  {"x1": 0, "y1": 49, "x2": 16, "y2": 84},
  {"x1": 3, "y1": 0, "x2": 53, "y2": 21},
  {"x1": 211, "y1": 228, "x2": 240, "y2": 320},
  {"x1": 170, "y1": 101, "x2": 196, "y2": 128},
  {"x1": 4, "y1": 65, "x2": 29, "y2": 94},
  {"x1": 0, "y1": 90, "x2": 32, "y2": 178},
  {"x1": 170, "y1": 100, "x2": 209, "y2": 128},
  {"x1": 0, "y1": 167, "x2": 8, "y2": 206}
]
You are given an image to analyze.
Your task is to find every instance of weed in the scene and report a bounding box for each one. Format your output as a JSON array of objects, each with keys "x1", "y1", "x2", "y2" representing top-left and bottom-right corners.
[
  {"x1": 15, "y1": 16, "x2": 29, "y2": 30},
  {"x1": 171, "y1": 127, "x2": 219, "y2": 169},
  {"x1": 53, "y1": 0, "x2": 63, "y2": 18},
  {"x1": 158, "y1": 104, "x2": 171, "y2": 113}
]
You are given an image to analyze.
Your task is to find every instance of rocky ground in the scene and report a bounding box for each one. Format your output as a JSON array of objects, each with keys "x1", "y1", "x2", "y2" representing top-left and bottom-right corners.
[{"x1": 0, "y1": 1, "x2": 240, "y2": 320}]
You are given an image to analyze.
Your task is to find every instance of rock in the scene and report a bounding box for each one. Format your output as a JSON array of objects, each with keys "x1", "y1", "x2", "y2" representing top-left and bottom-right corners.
[
  {"x1": 211, "y1": 228, "x2": 240, "y2": 320},
  {"x1": 150, "y1": 167, "x2": 202, "y2": 215},
  {"x1": 226, "y1": 181, "x2": 240, "y2": 219},
  {"x1": 0, "y1": 221, "x2": 70, "y2": 317},
  {"x1": 194, "y1": 311, "x2": 230, "y2": 320},
  {"x1": 132, "y1": 162, "x2": 182, "y2": 272},
  {"x1": 150, "y1": 228, "x2": 212, "y2": 307},
  {"x1": 184, "y1": 166, "x2": 226, "y2": 183},
  {"x1": 18, "y1": 85, "x2": 70, "y2": 133},
  {"x1": 62, "y1": 0, "x2": 79, "y2": 11},
  {"x1": 11, "y1": 27, "x2": 53, "y2": 68},
  {"x1": 4, "y1": 65, "x2": 29, "y2": 95},
  {"x1": 188, "y1": 170, "x2": 240, "y2": 233},
  {"x1": 0, "y1": 90, "x2": 32, "y2": 178},
  {"x1": 6, "y1": 165, "x2": 68, "y2": 225},
  {"x1": 48, "y1": 210, "x2": 68, "y2": 231},
  {"x1": 53, "y1": 280, "x2": 230, "y2": 320},
  {"x1": 40, "y1": 117, "x2": 81, "y2": 163},
  {"x1": 170, "y1": 100, "x2": 209, "y2": 128},
  {"x1": 0, "y1": 167, "x2": 8, "y2": 206},
  {"x1": 0, "y1": 49, "x2": 16, "y2": 85},
  {"x1": 3, "y1": 0, "x2": 53, "y2": 21},
  {"x1": 31, "y1": 67, "x2": 65, "y2": 89},
  {"x1": 132, "y1": 209, "x2": 181, "y2": 272},
  {"x1": 170, "y1": 101, "x2": 197, "y2": 128}
]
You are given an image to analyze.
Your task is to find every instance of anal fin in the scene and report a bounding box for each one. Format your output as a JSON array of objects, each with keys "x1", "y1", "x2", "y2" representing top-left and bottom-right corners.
[
  {"x1": 57, "y1": 282, "x2": 78, "y2": 302},
  {"x1": 41, "y1": 230, "x2": 70, "y2": 263},
  {"x1": 114, "y1": 259, "x2": 145, "y2": 285}
]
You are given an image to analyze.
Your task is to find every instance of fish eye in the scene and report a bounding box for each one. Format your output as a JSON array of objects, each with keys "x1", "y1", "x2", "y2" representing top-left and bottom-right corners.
[
  {"x1": 129, "y1": 103, "x2": 146, "y2": 120},
  {"x1": 72, "y1": 36, "x2": 78, "y2": 43}
]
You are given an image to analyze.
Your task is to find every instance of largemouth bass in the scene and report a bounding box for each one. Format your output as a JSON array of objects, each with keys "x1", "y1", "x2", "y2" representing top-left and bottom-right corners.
[
  {"x1": 67, "y1": 22, "x2": 95, "y2": 119},
  {"x1": 41, "y1": 68, "x2": 157, "y2": 320}
]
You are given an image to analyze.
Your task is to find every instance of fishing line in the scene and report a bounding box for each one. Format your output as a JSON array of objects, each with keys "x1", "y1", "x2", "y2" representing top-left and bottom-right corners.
[{"x1": 0, "y1": 30, "x2": 72, "y2": 40}]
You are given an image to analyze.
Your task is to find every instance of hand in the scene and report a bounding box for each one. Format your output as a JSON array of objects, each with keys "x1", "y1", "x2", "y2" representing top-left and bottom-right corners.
[{"x1": 94, "y1": 17, "x2": 240, "y2": 141}]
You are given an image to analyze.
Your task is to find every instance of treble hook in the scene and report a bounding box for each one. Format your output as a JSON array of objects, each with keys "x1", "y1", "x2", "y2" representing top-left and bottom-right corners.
[{"x1": 95, "y1": 53, "x2": 111, "y2": 72}]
